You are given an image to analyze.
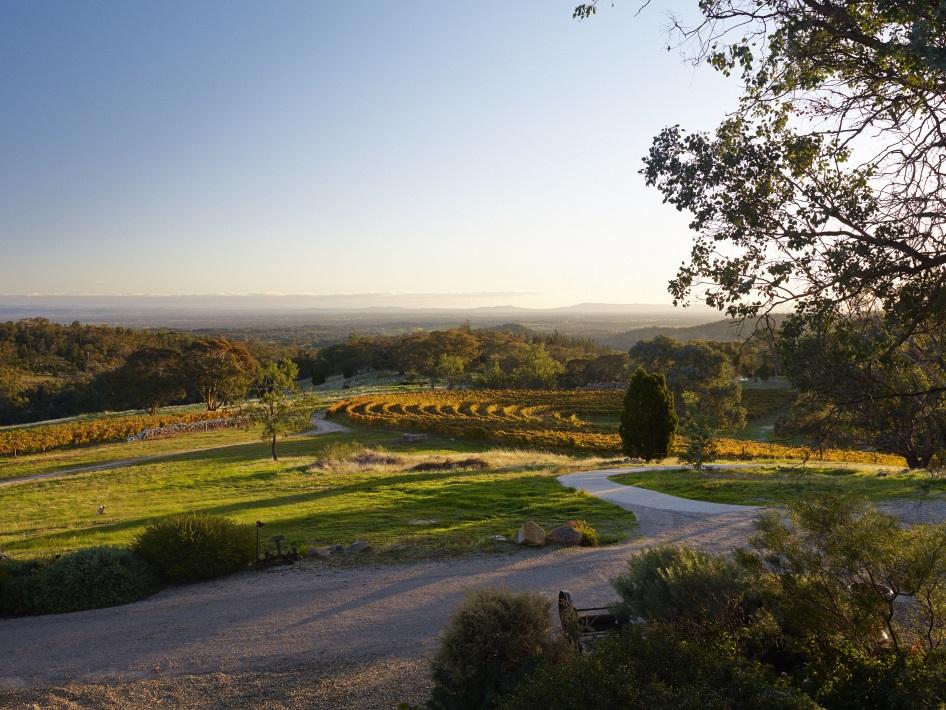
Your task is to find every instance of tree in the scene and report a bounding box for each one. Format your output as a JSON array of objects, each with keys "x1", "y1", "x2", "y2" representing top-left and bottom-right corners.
[
  {"x1": 582, "y1": 353, "x2": 630, "y2": 384},
  {"x1": 777, "y1": 314, "x2": 946, "y2": 468},
  {"x1": 247, "y1": 359, "x2": 316, "y2": 461},
  {"x1": 511, "y1": 343, "x2": 566, "y2": 389},
  {"x1": 435, "y1": 354, "x2": 465, "y2": 390},
  {"x1": 109, "y1": 347, "x2": 186, "y2": 416},
  {"x1": 619, "y1": 366, "x2": 678, "y2": 461},
  {"x1": 629, "y1": 337, "x2": 745, "y2": 431},
  {"x1": 184, "y1": 339, "x2": 258, "y2": 411},
  {"x1": 630, "y1": 0, "x2": 946, "y2": 316},
  {"x1": 621, "y1": 0, "x2": 946, "y2": 428},
  {"x1": 0, "y1": 365, "x2": 28, "y2": 414},
  {"x1": 678, "y1": 392, "x2": 718, "y2": 470}
]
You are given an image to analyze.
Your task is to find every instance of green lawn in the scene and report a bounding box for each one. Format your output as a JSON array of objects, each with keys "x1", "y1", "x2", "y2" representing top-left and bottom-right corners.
[
  {"x1": 1, "y1": 428, "x2": 636, "y2": 559},
  {"x1": 608, "y1": 465, "x2": 939, "y2": 506},
  {"x1": 0, "y1": 426, "x2": 268, "y2": 482}
]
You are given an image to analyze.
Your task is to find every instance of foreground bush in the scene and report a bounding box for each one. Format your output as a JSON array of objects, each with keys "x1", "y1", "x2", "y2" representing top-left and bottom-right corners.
[
  {"x1": 133, "y1": 512, "x2": 254, "y2": 583},
  {"x1": 39, "y1": 546, "x2": 158, "y2": 613},
  {"x1": 427, "y1": 585, "x2": 566, "y2": 710},
  {"x1": 0, "y1": 548, "x2": 158, "y2": 616},
  {"x1": 0, "y1": 557, "x2": 48, "y2": 616},
  {"x1": 499, "y1": 625, "x2": 816, "y2": 710},
  {"x1": 611, "y1": 545, "x2": 750, "y2": 634}
]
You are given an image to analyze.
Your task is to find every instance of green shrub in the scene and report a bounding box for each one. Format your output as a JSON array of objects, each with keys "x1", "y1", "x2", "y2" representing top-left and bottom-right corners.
[
  {"x1": 427, "y1": 585, "x2": 567, "y2": 710},
  {"x1": 499, "y1": 625, "x2": 816, "y2": 710},
  {"x1": 568, "y1": 520, "x2": 599, "y2": 547},
  {"x1": 611, "y1": 545, "x2": 749, "y2": 634},
  {"x1": 133, "y1": 512, "x2": 254, "y2": 583},
  {"x1": 0, "y1": 557, "x2": 48, "y2": 616},
  {"x1": 38, "y1": 546, "x2": 159, "y2": 613}
]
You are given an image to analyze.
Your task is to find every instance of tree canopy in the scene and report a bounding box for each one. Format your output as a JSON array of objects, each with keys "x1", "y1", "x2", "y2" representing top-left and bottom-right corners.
[
  {"x1": 583, "y1": 0, "x2": 946, "y2": 451},
  {"x1": 629, "y1": 335, "x2": 745, "y2": 431},
  {"x1": 248, "y1": 359, "x2": 315, "y2": 461}
]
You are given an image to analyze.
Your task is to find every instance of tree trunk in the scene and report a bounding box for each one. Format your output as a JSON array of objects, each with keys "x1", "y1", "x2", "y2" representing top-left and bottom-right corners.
[{"x1": 271, "y1": 434, "x2": 278, "y2": 462}]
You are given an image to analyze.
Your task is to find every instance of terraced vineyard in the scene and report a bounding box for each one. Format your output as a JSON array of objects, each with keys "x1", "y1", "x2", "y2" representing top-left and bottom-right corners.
[{"x1": 327, "y1": 391, "x2": 905, "y2": 465}]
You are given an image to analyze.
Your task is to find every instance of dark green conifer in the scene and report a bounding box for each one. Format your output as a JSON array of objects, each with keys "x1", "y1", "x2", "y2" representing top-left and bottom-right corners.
[{"x1": 619, "y1": 366, "x2": 677, "y2": 462}]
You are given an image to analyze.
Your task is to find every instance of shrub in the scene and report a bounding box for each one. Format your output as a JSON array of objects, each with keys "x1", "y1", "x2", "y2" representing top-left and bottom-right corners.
[
  {"x1": 611, "y1": 545, "x2": 749, "y2": 635},
  {"x1": 0, "y1": 557, "x2": 47, "y2": 616},
  {"x1": 499, "y1": 625, "x2": 816, "y2": 710},
  {"x1": 133, "y1": 512, "x2": 254, "y2": 583},
  {"x1": 38, "y1": 546, "x2": 159, "y2": 613},
  {"x1": 568, "y1": 520, "x2": 599, "y2": 547},
  {"x1": 411, "y1": 457, "x2": 491, "y2": 472},
  {"x1": 427, "y1": 585, "x2": 567, "y2": 710},
  {"x1": 350, "y1": 448, "x2": 402, "y2": 467},
  {"x1": 309, "y1": 441, "x2": 365, "y2": 469}
]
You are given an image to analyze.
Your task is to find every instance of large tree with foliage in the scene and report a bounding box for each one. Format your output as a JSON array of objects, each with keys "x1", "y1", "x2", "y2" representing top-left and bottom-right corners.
[
  {"x1": 629, "y1": 336, "x2": 745, "y2": 431},
  {"x1": 109, "y1": 347, "x2": 186, "y2": 416},
  {"x1": 247, "y1": 359, "x2": 316, "y2": 462},
  {"x1": 582, "y1": 0, "x2": 946, "y2": 453},
  {"x1": 184, "y1": 339, "x2": 258, "y2": 411},
  {"x1": 627, "y1": 0, "x2": 946, "y2": 324},
  {"x1": 777, "y1": 314, "x2": 946, "y2": 468},
  {"x1": 619, "y1": 366, "x2": 678, "y2": 461}
]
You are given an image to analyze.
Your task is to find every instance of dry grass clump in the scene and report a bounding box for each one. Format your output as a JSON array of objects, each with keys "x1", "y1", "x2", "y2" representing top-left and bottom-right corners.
[
  {"x1": 308, "y1": 443, "x2": 404, "y2": 472},
  {"x1": 350, "y1": 448, "x2": 402, "y2": 467},
  {"x1": 410, "y1": 457, "x2": 491, "y2": 472}
]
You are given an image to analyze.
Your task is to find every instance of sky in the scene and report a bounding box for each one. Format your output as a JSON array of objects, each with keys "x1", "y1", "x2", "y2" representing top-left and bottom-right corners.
[{"x1": 0, "y1": 1, "x2": 741, "y2": 309}]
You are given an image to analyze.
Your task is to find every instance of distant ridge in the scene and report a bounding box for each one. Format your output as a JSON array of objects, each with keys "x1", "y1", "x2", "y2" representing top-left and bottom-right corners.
[{"x1": 602, "y1": 315, "x2": 789, "y2": 350}]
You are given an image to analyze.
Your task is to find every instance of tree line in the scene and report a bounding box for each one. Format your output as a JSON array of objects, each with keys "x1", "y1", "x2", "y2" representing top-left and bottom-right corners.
[{"x1": 0, "y1": 319, "x2": 622, "y2": 424}]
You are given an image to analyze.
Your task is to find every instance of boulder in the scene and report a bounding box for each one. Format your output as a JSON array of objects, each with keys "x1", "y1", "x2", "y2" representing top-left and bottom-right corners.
[
  {"x1": 545, "y1": 525, "x2": 582, "y2": 546},
  {"x1": 514, "y1": 521, "x2": 546, "y2": 546},
  {"x1": 345, "y1": 540, "x2": 371, "y2": 554}
]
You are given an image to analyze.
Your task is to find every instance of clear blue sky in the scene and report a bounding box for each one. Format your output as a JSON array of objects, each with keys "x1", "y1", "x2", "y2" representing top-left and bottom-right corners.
[{"x1": 1, "y1": 1, "x2": 739, "y2": 308}]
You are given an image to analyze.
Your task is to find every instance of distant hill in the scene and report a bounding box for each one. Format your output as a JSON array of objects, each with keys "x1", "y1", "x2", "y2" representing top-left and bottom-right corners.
[{"x1": 602, "y1": 315, "x2": 789, "y2": 351}]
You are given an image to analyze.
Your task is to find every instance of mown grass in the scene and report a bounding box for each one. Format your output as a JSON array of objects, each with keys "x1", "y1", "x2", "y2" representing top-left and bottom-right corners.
[
  {"x1": 0, "y1": 425, "x2": 266, "y2": 482},
  {"x1": 608, "y1": 465, "x2": 940, "y2": 506},
  {"x1": 1, "y1": 429, "x2": 637, "y2": 560}
]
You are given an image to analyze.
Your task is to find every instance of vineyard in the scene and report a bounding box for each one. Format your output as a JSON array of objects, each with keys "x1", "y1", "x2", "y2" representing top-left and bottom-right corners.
[
  {"x1": 327, "y1": 391, "x2": 905, "y2": 466},
  {"x1": 0, "y1": 410, "x2": 233, "y2": 457}
]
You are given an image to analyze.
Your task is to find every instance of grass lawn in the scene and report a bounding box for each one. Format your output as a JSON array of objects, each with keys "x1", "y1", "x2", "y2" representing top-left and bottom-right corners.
[
  {"x1": 1, "y1": 428, "x2": 637, "y2": 559},
  {"x1": 0, "y1": 425, "x2": 267, "y2": 482},
  {"x1": 608, "y1": 465, "x2": 941, "y2": 506}
]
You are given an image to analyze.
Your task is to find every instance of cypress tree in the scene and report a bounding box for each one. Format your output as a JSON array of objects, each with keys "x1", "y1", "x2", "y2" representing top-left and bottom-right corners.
[{"x1": 619, "y1": 366, "x2": 677, "y2": 462}]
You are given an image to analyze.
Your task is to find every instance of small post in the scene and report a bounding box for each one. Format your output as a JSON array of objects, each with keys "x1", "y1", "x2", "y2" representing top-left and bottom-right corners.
[{"x1": 255, "y1": 520, "x2": 265, "y2": 562}]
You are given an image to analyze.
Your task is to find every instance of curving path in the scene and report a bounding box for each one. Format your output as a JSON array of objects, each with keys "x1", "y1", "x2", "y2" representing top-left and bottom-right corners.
[{"x1": 558, "y1": 465, "x2": 759, "y2": 515}]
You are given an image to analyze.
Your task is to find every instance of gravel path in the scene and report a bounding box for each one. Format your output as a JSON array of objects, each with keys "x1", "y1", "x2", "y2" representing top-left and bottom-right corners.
[
  {"x1": 558, "y1": 466, "x2": 759, "y2": 514},
  {"x1": 3, "y1": 464, "x2": 944, "y2": 708}
]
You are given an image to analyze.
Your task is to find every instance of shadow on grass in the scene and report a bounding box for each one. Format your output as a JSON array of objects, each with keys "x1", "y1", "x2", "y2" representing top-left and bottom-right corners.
[{"x1": 9, "y1": 470, "x2": 637, "y2": 556}]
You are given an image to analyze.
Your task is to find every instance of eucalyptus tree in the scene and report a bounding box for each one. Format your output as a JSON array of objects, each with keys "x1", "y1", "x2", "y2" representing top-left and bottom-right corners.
[{"x1": 579, "y1": 0, "x2": 946, "y2": 452}]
